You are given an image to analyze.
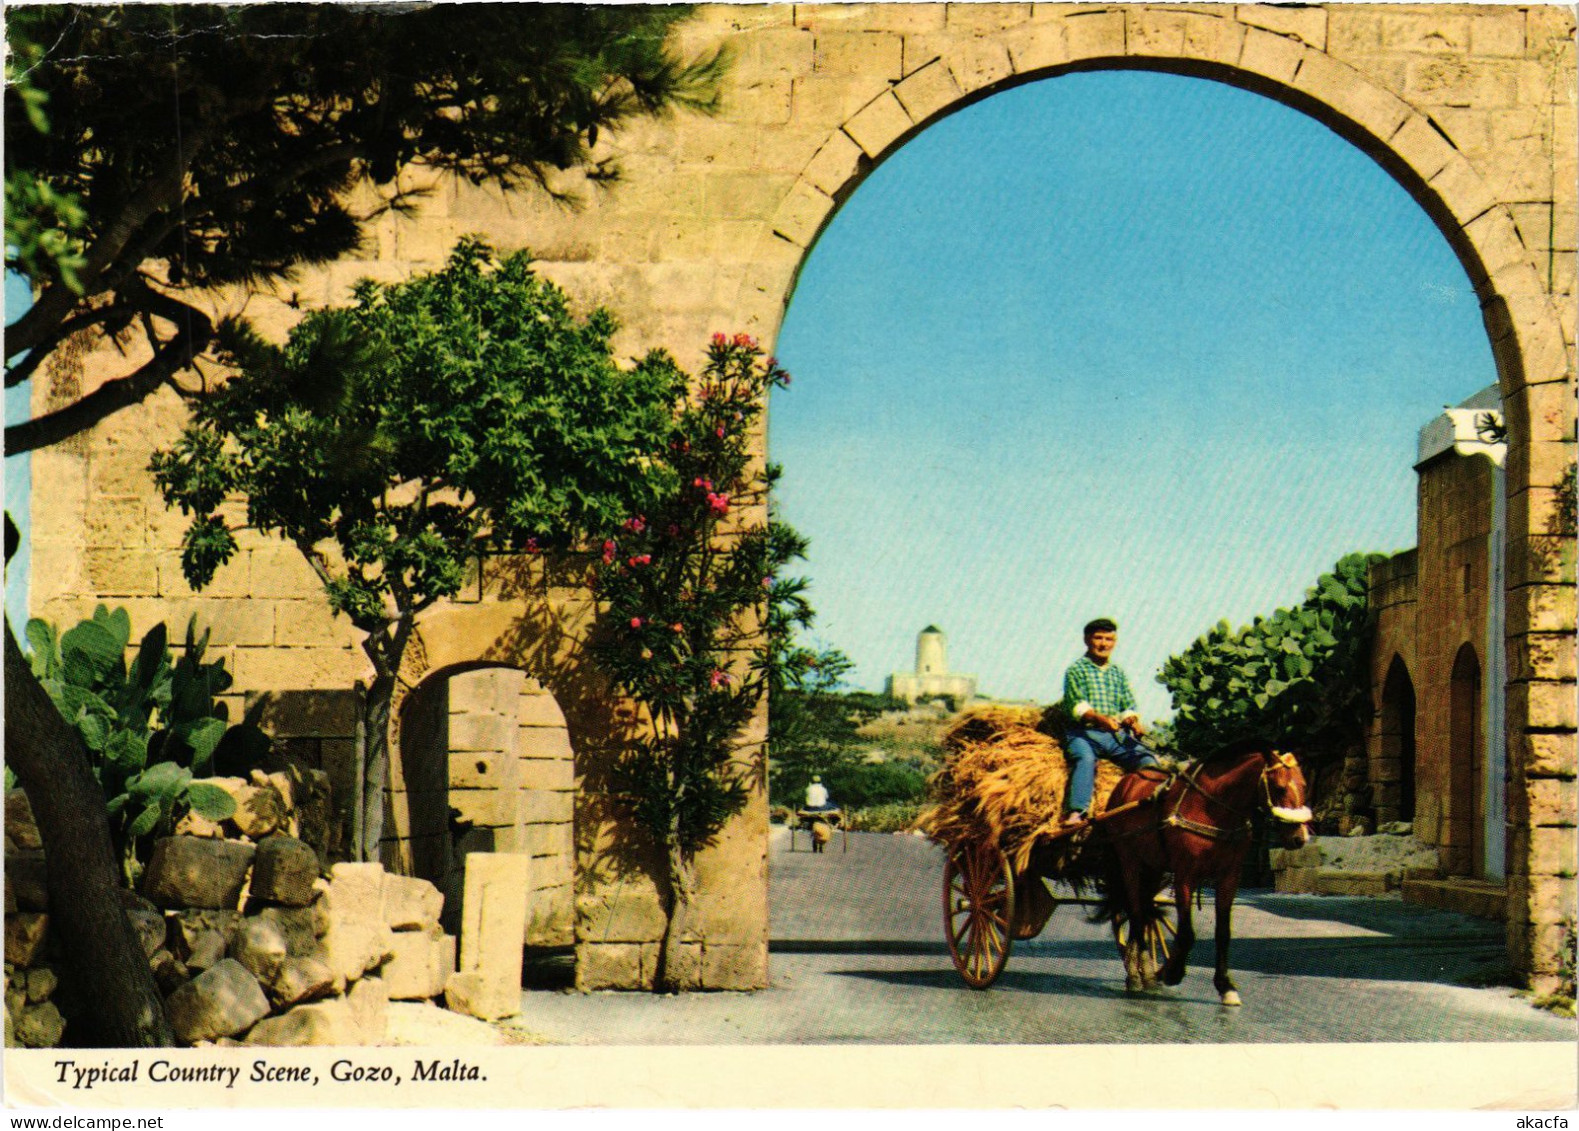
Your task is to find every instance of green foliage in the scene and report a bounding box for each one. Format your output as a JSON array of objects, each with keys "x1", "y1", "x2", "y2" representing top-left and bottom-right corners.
[
  {"x1": 1158, "y1": 553, "x2": 1385, "y2": 762},
  {"x1": 22, "y1": 606, "x2": 269, "y2": 882},
  {"x1": 152, "y1": 239, "x2": 683, "y2": 632},
  {"x1": 590, "y1": 334, "x2": 791, "y2": 858},
  {"x1": 825, "y1": 759, "x2": 929, "y2": 811},
  {"x1": 5, "y1": 4, "x2": 725, "y2": 451},
  {"x1": 154, "y1": 240, "x2": 683, "y2": 861},
  {"x1": 2, "y1": 26, "x2": 87, "y2": 292},
  {"x1": 845, "y1": 801, "x2": 925, "y2": 834}
]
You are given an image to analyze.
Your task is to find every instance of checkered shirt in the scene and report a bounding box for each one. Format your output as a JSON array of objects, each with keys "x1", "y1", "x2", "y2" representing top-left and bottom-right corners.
[{"x1": 1061, "y1": 655, "x2": 1139, "y2": 723}]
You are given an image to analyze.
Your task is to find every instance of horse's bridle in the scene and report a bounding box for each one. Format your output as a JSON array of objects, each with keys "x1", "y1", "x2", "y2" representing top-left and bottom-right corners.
[
  {"x1": 1263, "y1": 751, "x2": 1313, "y2": 825},
  {"x1": 1160, "y1": 749, "x2": 1311, "y2": 842}
]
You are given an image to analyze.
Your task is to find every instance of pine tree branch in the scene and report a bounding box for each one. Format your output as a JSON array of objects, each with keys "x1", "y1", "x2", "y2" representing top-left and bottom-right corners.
[{"x1": 5, "y1": 283, "x2": 214, "y2": 454}]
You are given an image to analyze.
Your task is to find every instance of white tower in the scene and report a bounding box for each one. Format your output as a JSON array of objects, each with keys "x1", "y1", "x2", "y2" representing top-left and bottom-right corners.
[{"x1": 917, "y1": 625, "x2": 947, "y2": 675}]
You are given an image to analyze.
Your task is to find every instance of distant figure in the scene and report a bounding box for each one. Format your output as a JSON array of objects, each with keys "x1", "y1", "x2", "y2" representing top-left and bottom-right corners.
[
  {"x1": 804, "y1": 775, "x2": 834, "y2": 812},
  {"x1": 801, "y1": 776, "x2": 839, "y2": 853},
  {"x1": 810, "y1": 820, "x2": 833, "y2": 853},
  {"x1": 1060, "y1": 617, "x2": 1159, "y2": 827}
]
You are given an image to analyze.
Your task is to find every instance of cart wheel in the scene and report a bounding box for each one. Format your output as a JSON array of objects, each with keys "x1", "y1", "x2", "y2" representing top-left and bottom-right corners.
[
  {"x1": 1112, "y1": 895, "x2": 1177, "y2": 972},
  {"x1": 944, "y1": 842, "x2": 1016, "y2": 989}
]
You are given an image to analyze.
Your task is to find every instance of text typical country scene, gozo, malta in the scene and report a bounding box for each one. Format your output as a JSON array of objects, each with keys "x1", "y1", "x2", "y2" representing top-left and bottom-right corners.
[{"x1": 2, "y1": 0, "x2": 1575, "y2": 1097}]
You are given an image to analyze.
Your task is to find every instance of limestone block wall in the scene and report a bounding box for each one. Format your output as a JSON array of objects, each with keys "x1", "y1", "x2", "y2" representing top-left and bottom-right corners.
[
  {"x1": 24, "y1": 3, "x2": 1576, "y2": 991},
  {"x1": 1414, "y1": 450, "x2": 1497, "y2": 874}
]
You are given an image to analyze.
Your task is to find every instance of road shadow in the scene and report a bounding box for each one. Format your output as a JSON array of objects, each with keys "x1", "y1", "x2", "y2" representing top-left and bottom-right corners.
[
  {"x1": 1239, "y1": 892, "x2": 1504, "y2": 940},
  {"x1": 830, "y1": 965, "x2": 1119, "y2": 999}
]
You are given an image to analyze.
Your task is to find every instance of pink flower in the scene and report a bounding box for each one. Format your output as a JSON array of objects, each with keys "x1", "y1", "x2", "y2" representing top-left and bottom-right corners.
[
  {"x1": 709, "y1": 669, "x2": 733, "y2": 688},
  {"x1": 623, "y1": 516, "x2": 647, "y2": 533},
  {"x1": 692, "y1": 477, "x2": 712, "y2": 490},
  {"x1": 715, "y1": 425, "x2": 726, "y2": 438},
  {"x1": 628, "y1": 554, "x2": 651, "y2": 567},
  {"x1": 630, "y1": 617, "x2": 644, "y2": 629},
  {"x1": 667, "y1": 524, "x2": 681, "y2": 537},
  {"x1": 671, "y1": 622, "x2": 684, "y2": 633},
  {"x1": 706, "y1": 492, "x2": 730, "y2": 516},
  {"x1": 602, "y1": 540, "x2": 617, "y2": 564},
  {"x1": 761, "y1": 576, "x2": 773, "y2": 589},
  {"x1": 711, "y1": 332, "x2": 727, "y2": 346},
  {"x1": 525, "y1": 537, "x2": 540, "y2": 554},
  {"x1": 732, "y1": 333, "x2": 755, "y2": 349}
]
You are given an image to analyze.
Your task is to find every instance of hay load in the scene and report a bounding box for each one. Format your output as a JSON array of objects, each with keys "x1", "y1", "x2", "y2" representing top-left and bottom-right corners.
[{"x1": 916, "y1": 704, "x2": 1121, "y2": 871}]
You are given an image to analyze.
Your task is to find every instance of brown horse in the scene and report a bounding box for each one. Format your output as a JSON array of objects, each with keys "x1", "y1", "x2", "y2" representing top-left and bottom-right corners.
[{"x1": 1096, "y1": 739, "x2": 1312, "y2": 1005}]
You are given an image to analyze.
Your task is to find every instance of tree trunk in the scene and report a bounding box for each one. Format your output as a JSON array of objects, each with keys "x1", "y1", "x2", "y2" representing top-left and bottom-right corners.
[
  {"x1": 655, "y1": 834, "x2": 696, "y2": 992},
  {"x1": 359, "y1": 667, "x2": 397, "y2": 864},
  {"x1": 3, "y1": 621, "x2": 175, "y2": 1046}
]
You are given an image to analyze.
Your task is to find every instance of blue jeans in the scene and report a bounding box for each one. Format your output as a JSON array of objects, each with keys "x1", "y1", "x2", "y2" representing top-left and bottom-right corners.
[{"x1": 1063, "y1": 727, "x2": 1159, "y2": 814}]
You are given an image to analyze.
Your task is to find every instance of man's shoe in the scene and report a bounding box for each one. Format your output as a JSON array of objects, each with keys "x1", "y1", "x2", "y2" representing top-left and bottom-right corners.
[{"x1": 1061, "y1": 811, "x2": 1088, "y2": 828}]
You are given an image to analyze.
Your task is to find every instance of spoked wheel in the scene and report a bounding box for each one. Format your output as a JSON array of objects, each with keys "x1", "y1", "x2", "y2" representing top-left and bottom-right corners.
[
  {"x1": 943, "y1": 842, "x2": 1016, "y2": 989},
  {"x1": 1112, "y1": 894, "x2": 1178, "y2": 972}
]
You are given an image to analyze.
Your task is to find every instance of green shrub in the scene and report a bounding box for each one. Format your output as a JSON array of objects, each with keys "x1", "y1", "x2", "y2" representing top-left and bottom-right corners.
[
  {"x1": 24, "y1": 605, "x2": 270, "y2": 883},
  {"x1": 1158, "y1": 552, "x2": 1382, "y2": 763},
  {"x1": 824, "y1": 760, "x2": 927, "y2": 810},
  {"x1": 845, "y1": 802, "x2": 924, "y2": 834}
]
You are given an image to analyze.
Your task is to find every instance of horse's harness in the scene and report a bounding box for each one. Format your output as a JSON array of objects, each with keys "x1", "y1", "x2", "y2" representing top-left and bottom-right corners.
[{"x1": 1107, "y1": 750, "x2": 1307, "y2": 844}]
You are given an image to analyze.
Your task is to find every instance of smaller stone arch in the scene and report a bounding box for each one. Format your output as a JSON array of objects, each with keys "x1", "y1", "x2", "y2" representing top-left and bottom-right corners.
[
  {"x1": 396, "y1": 663, "x2": 577, "y2": 949},
  {"x1": 1447, "y1": 642, "x2": 1484, "y2": 877},
  {"x1": 1375, "y1": 654, "x2": 1418, "y2": 826}
]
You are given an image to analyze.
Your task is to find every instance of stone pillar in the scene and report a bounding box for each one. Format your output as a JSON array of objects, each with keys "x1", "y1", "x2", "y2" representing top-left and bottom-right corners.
[{"x1": 444, "y1": 852, "x2": 530, "y2": 1021}]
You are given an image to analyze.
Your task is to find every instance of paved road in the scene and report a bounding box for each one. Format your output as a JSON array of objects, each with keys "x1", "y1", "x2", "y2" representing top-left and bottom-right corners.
[{"x1": 506, "y1": 828, "x2": 1576, "y2": 1045}]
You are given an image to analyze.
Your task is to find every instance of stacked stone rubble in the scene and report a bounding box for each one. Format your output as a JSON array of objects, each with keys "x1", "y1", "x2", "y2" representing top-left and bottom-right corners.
[
  {"x1": 145, "y1": 841, "x2": 456, "y2": 1046},
  {"x1": 4, "y1": 792, "x2": 62, "y2": 1048},
  {"x1": 3, "y1": 776, "x2": 456, "y2": 1048}
]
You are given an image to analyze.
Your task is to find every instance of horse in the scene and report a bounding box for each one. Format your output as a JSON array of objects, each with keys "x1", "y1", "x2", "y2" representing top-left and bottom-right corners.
[{"x1": 1095, "y1": 739, "x2": 1312, "y2": 1005}]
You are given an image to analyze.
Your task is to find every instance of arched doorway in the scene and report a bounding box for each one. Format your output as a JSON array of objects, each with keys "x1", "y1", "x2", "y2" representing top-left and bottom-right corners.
[
  {"x1": 740, "y1": 12, "x2": 1571, "y2": 990},
  {"x1": 1448, "y1": 642, "x2": 1483, "y2": 877},
  {"x1": 1378, "y1": 655, "x2": 1418, "y2": 826},
  {"x1": 397, "y1": 663, "x2": 577, "y2": 975}
]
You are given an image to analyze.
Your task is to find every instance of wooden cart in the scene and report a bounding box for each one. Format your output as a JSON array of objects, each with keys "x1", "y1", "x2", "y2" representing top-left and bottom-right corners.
[{"x1": 941, "y1": 817, "x2": 1176, "y2": 989}]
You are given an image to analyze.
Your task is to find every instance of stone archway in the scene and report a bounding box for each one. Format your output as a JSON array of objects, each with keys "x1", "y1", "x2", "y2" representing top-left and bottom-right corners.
[
  {"x1": 1449, "y1": 642, "x2": 1485, "y2": 877},
  {"x1": 716, "y1": 3, "x2": 1573, "y2": 992},
  {"x1": 395, "y1": 663, "x2": 577, "y2": 949},
  {"x1": 1378, "y1": 655, "x2": 1419, "y2": 827}
]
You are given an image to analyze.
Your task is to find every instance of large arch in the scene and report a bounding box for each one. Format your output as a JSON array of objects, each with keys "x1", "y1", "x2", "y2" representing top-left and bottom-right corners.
[{"x1": 720, "y1": 4, "x2": 1573, "y2": 993}]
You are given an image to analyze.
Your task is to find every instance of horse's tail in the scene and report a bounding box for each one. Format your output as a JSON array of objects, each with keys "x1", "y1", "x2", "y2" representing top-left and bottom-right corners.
[{"x1": 1084, "y1": 842, "x2": 1126, "y2": 926}]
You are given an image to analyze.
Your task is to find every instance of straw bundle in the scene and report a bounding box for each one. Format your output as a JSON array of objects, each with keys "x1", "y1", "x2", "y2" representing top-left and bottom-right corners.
[{"x1": 915, "y1": 705, "x2": 1121, "y2": 872}]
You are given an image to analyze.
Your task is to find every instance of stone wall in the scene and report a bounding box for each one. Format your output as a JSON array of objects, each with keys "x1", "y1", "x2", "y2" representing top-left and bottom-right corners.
[
  {"x1": 2, "y1": 782, "x2": 456, "y2": 1048},
  {"x1": 1415, "y1": 449, "x2": 1498, "y2": 874},
  {"x1": 24, "y1": 3, "x2": 1576, "y2": 991}
]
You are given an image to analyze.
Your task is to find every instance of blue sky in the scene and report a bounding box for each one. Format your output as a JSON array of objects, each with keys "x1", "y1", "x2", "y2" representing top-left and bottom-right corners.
[
  {"x1": 5, "y1": 271, "x2": 31, "y2": 631},
  {"x1": 769, "y1": 70, "x2": 1495, "y2": 721}
]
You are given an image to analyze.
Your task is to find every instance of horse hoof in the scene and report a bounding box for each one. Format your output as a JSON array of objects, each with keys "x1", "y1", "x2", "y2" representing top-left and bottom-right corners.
[{"x1": 1220, "y1": 990, "x2": 1242, "y2": 1007}]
